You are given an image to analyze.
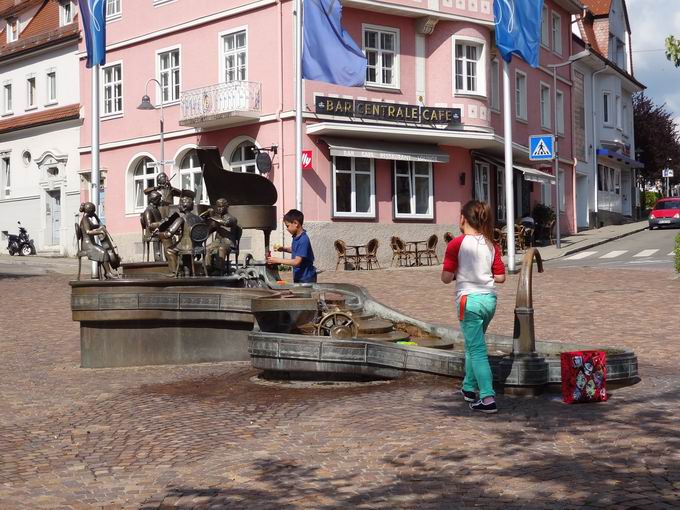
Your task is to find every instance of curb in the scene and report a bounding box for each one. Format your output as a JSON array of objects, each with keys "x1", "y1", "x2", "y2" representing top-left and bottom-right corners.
[{"x1": 552, "y1": 225, "x2": 649, "y2": 260}]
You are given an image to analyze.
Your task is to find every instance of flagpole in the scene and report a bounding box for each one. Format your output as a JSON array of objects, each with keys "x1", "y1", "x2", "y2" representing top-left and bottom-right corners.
[
  {"x1": 294, "y1": 0, "x2": 303, "y2": 211},
  {"x1": 91, "y1": 63, "x2": 100, "y2": 278},
  {"x1": 502, "y1": 60, "x2": 516, "y2": 272}
]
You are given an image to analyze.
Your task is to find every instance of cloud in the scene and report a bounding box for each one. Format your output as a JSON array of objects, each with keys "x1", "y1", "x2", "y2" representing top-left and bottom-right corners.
[{"x1": 628, "y1": 0, "x2": 680, "y2": 125}]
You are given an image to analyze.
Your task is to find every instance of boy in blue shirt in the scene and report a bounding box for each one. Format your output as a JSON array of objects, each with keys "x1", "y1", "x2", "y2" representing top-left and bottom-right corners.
[{"x1": 267, "y1": 209, "x2": 317, "y2": 283}]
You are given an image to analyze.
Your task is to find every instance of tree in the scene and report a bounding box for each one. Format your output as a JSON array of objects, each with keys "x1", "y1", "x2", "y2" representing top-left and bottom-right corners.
[
  {"x1": 666, "y1": 35, "x2": 680, "y2": 67},
  {"x1": 633, "y1": 93, "x2": 680, "y2": 184}
]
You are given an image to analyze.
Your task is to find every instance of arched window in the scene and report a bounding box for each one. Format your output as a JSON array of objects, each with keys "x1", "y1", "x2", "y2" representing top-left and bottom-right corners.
[
  {"x1": 229, "y1": 141, "x2": 258, "y2": 173},
  {"x1": 179, "y1": 150, "x2": 207, "y2": 204},
  {"x1": 133, "y1": 157, "x2": 157, "y2": 210}
]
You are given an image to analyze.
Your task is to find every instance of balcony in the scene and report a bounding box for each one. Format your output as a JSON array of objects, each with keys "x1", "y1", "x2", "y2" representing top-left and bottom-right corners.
[{"x1": 179, "y1": 81, "x2": 261, "y2": 129}]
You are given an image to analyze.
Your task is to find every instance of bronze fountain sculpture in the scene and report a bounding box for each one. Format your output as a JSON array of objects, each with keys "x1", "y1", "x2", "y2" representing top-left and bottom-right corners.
[{"x1": 69, "y1": 147, "x2": 639, "y2": 397}]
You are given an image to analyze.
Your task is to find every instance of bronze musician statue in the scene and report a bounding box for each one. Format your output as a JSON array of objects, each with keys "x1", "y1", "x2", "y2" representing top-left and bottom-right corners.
[
  {"x1": 144, "y1": 172, "x2": 189, "y2": 215},
  {"x1": 142, "y1": 190, "x2": 165, "y2": 261},
  {"x1": 203, "y1": 198, "x2": 242, "y2": 276},
  {"x1": 78, "y1": 202, "x2": 120, "y2": 279},
  {"x1": 160, "y1": 193, "x2": 209, "y2": 276}
]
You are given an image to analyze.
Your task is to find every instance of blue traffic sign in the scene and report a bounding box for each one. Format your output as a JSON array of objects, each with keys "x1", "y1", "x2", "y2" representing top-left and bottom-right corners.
[{"x1": 529, "y1": 135, "x2": 555, "y2": 161}]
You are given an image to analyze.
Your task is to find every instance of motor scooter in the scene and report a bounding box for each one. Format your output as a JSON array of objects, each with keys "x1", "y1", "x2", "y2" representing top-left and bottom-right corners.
[{"x1": 2, "y1": 221, "x2": 36, "y2": 256}]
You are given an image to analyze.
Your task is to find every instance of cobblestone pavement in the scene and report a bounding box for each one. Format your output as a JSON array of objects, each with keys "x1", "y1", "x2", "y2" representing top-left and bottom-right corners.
[{"x1": 1, "y1": 266, "x2": 679, "y2": 509}]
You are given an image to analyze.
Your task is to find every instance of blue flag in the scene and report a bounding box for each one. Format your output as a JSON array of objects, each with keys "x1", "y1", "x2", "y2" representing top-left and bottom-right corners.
[
  {"x1": 79, "y1": 0, "x2": 106, "y2": 68},
  {"x1": 493, "y1": 0, "x2": 543, "y2": 68},
  {"x1": 302, "y1": 0, "x2": 366, "y2": 86}
]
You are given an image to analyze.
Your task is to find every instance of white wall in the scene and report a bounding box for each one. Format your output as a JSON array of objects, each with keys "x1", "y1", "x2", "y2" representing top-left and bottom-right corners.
[{"x1": 0, "y1": 39, "x2": 81, "y2": 255}]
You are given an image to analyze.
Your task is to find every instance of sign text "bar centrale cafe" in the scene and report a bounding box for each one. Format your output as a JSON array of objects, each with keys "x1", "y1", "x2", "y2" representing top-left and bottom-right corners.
[{"x1": 315, "y1": 96, "x2": 462, "y2": 125}]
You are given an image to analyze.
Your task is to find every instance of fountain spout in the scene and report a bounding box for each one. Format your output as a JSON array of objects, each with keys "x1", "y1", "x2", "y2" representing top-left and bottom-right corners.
[{"x1": 513, "y1": 248, "x2": 544, "y2": 355}]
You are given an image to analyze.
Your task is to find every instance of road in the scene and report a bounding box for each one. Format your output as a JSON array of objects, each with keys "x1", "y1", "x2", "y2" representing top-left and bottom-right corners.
[{"x1": 545, "y1": 227, "x2": 678, "y2": 270}]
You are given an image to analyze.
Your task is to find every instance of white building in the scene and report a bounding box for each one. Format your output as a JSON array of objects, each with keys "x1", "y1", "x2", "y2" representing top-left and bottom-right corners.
[
  {"x1": 572, "y1": 0, "x2": 644, "y2": 228},
  {"x1": 0, "y1": 0, "x2": 81, "y2": 255}
]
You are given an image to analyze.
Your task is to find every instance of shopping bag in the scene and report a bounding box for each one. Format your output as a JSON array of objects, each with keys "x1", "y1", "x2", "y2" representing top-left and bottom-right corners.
[{"x1": 560, "y1": 350, "x2": 608, "y2": 404}]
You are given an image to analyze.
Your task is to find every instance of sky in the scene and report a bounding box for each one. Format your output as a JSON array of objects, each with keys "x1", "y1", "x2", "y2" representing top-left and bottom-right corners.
[{"x1": 627, "y1": 0, "x2": 680, "y2": 126}]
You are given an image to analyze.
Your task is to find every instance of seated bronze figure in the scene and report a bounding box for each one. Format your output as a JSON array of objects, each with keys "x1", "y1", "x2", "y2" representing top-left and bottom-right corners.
[
  {"x1": 76, "y1": 202, "x2": 120, "y2": 280},
  {"x1": 203, "y1": 198, "x2": 242, "y2": 276},
  {"x1": 160, "y1": 193, "x2": 210, "y2": 276}
]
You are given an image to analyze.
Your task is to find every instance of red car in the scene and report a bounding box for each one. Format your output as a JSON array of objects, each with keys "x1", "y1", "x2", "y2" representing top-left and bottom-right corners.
[{"x1": 649, "y1": 197, "x2": 680, "y2": 229}]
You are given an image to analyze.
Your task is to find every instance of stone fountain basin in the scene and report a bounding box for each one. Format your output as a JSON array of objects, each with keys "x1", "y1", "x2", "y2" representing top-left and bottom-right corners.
[{"x1": 248, "y1": 282, "x2": 639, "y2": 389}]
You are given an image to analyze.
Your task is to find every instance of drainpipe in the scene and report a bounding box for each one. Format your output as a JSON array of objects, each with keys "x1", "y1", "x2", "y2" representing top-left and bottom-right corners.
[
  {"x1": 591, "y1": 63, "x2": 608, "y2": 226},
  {"x1": 277, "y1": 0, "x2": 285, "y2": 248}
]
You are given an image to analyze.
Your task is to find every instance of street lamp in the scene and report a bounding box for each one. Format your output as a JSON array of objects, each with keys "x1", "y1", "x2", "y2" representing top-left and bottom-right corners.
[
  {"x1": 547, "y1": 49, "x2": 590, "y2": 249},
  {"x1": 137, "y1": 78, "x2": 165, "y2": 172}
]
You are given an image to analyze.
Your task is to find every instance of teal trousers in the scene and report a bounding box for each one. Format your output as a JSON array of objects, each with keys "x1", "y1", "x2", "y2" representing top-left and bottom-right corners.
[{"x1": 459, "y1": 293, "x2": 497, "y2": 399}]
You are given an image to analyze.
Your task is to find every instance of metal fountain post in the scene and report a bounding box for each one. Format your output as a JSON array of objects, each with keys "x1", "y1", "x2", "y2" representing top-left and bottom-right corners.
[{"x1": 498, "y1": 247, "x2": 550, "y2": 395}]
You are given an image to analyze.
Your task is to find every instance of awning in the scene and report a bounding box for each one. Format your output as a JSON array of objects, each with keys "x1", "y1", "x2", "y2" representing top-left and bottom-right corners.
[
  {"x1": 321, "y1": 137, "x2": 449, "y2": 163},
  {"x1": 474, "y1": 154, "x2": 555, "y2": 184},
  {"x1": 596, "y1": 149, "x2": 644, "y2": 169}
]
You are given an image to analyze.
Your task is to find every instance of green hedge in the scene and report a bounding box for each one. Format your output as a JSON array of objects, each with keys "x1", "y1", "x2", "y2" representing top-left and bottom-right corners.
[
  {"x1": 675, "y1": 233, "x2": 680, "y2": 273},
  {"x1": 642, "y1": 191, "x2": 661, "y2": 211}
]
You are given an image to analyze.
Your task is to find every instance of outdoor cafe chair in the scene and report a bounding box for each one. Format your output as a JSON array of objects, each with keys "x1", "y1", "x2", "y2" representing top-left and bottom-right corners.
[
  {"x1": 364, "y1": 238, "x2": 380, "y2": 270},
  {"x1": 421, "y1": 234, "x2": 440, "y2": 265},
  {"x1": 334, "y1": 239, "x2": 357, "y2": 270},
  {"x1": 390, "y1": 236, "x2": 412, "y2": 267}
]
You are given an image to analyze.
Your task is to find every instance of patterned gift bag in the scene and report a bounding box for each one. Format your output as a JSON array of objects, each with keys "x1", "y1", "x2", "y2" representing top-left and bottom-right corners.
[{"x1": 560, "y1": 350, "x2": 608, "y2": 404}]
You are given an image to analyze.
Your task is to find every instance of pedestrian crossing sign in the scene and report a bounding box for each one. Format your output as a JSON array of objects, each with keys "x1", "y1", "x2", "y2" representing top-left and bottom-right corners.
[{"x1": 529, "y1": 135, "x2": 555, "y2": 161}]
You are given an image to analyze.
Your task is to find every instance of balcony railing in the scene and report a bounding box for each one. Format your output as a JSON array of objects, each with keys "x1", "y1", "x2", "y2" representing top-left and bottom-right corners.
[{"x1": 179, "y1": 81, "x2": 261, "y2": 128}]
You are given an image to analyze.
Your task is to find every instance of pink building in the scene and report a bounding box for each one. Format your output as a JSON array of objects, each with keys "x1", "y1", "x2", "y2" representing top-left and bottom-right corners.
[{"x1": 79, "y1": 0, "x2": 581, "y2": 268}]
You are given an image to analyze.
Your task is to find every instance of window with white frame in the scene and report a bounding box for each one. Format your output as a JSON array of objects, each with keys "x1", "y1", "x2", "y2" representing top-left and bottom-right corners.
[
  {"x1": 59, "y1": 1, "x2": 74, "y2": 26},
  {"x1": 229, "y1": 141, "x2": 258, "y2": 173},
  {"x1": 333, "y1": 156, "x2": 375, "y2": 217},
  {"x1": 1, "y1": 157, "x2": 10, "y2": 197},
  {"x1": 46, "y1": 71, "x2": 57, "y2": 104},
  {"x1": 158, "y1": 48, "x2": 180, "y2": 103},
  {"x1": 496, "y1": 167, "x2": 506, "y2": 222},
  {"x1": 540, "y1": 84, "x2": 551, "y2": 129},
  {"x1": 541, "y1": 6, "x2": 550, "y2": 47},
  {"x1": 393, "y1": 160, "x2": 433, "y2": 219},
  {"x1": 26, "y1": 77, "x2": 36, "y2": 109},
  {"x1": 179, "y1": 150, "x2": 208, "y2": 205},
  {"x1": 615, "y1": 95, "x2": 622, "y2": 129},
  {"x1": 222, "y1": 30, "x2": 247, "y2": 83},
  {"x1": 454, "y1": 39, "x2": 484, "y2": 95},
  {"x1": 3, "y1": 83, "x2": 12, "y2": 114},
  {"x1": 490, "y1": 59, "x2": 500, "y2": 111},
  {"x1": 515, "y1": 71, "x2": 527, "y2": 120},
  {"x1": 106, "y1": 0, "x2": 121, "y2": 19},
  {"x1": 7, "y1": 18, "x2": 18, "y2": 43},
  {"x1": 473, "y1": 161, "x2": 490, "y2": 203},
  {"x1": 132, "y1": 157, "x2": 157, "y2": 211},
  {"x1": 541, "y1": 181, "x2": 552, "y2": 208},
  {"x1": 603, "y1": 92, "x2": 611, "y2": 125},
  {"x1": 363, "y1": 26, "x2": 399, "y2": 88},
  {"x1": 622, "y1": 104, "x2": 628, "y2": 135},
  {"x1": 102, "y1": 63, "x2": 123, "y2": 115},
  {"x1": 551, "y1": 12, "x2": 562, "y2": 54},
  {"x1": 556, "y1": 90, "x2": 564, "y2": 135}
]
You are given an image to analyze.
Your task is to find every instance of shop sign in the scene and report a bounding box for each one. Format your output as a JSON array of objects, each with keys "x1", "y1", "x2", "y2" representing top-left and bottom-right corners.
[
  {"x1": 315, "y1": 96, "x2": 461, "y2": 126},
  {"x1": 302, "y1": 150, "x2": 313, "y2": 170}
]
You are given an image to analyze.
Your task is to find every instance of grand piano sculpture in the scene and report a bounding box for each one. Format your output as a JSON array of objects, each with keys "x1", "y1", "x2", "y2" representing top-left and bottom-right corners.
[
  {"x1": 197, "y1": 146, "x2": 278, "y2": 269},
  {"x1": 144, "y1": 147, "x2": 279, "y2": 280}
]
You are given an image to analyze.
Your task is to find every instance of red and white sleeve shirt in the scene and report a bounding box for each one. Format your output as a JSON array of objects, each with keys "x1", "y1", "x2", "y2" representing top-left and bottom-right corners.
[{"x1": 443, "y1": 234, "x2": 505, "y2": 300}]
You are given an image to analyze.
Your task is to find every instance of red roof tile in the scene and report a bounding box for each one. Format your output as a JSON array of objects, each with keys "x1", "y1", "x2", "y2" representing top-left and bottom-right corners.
[
  {"x1": 0, "y1": 103, "x2": 80, "y2": 135},
  {"x1": 581, "y1": 0, "x2": 612, "y2": 16},
  {"x1": 21, "y1": 0, "x2": 58, "y2": 38},
  {"x1": 0, "y1": 22, "x2": 78, "y2": 61}
]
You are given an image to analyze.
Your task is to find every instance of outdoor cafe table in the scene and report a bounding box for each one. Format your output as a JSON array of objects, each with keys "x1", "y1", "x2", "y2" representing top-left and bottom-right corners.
[
  {"x1": 406, "y1": 240, "x2": 428, "y2": 266},
  {"x1": 346, "y1": 243, "x2": 367, "y2": 270}
]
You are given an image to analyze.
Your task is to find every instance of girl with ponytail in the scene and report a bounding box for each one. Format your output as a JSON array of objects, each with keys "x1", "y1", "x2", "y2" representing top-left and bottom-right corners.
[{"x1": 441, "y1": 200, "x2": 506, "y2": 414}]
